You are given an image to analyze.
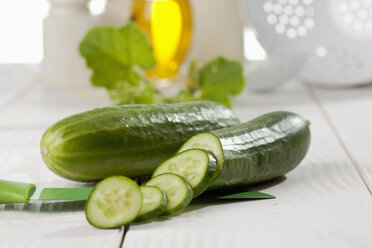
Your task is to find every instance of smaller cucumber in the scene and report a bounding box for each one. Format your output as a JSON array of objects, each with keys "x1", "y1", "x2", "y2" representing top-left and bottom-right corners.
[
  {"x1": 178, "y1": 111, "x2": 311, "y2": 190},
  {"x1": 136, "y1": 186, "x2": 167, "y2": 222},
  {"x1": 146, "y1": 173, "x2": 193, "y2": 215},
  {"x1": 85, "y1": 176, "x2": 142, "y2": 229},
  {"x1": 153, "y1": 149, "x2": 217, "y2": 197}
]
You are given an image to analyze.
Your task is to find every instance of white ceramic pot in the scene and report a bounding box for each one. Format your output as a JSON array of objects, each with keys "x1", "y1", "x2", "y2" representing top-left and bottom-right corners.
[
  {"x1": 98, "y1": 0, "x2": 132, "y2": 26},
  {"x1": 43, "y1": 0, "x2": 94, "y2": 90},
  {"x1": 189, "y1": 0, "x2": 244, "y2": 64}
]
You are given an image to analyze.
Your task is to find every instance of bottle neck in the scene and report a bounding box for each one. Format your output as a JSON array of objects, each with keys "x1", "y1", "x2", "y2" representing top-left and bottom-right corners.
[
  {"x1": 105, "y1": 0, "x2": 129, "y2": 10},
  {"x1": 48, "y1": 0, "x2": 91, "y2": 15}
]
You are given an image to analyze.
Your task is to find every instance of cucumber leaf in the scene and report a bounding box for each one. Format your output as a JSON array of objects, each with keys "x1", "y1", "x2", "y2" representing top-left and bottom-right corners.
[
  {"x1": 79, "y1": 24, "x2": 156, "y2": 89},
  {"x1": 199, "y1": 190, "x2": 275, "y2": 201},
  {"x1": 216, "y1": 191, "x2": 275, "y2": 200},
  {"x1": 79, "y1": 24, "x2": 246, "y2": 107},
  {"x1": 197, "y1": 57, "x2": 245, "y2": 107},
  {"x1": 108, "y1": 81, "x2": 163, "y2": 105}
]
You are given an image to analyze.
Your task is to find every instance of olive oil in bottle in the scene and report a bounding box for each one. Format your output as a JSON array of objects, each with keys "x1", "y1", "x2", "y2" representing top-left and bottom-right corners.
[{"x1": 130, "y1": 0, "x2": 192, "y2": 80}]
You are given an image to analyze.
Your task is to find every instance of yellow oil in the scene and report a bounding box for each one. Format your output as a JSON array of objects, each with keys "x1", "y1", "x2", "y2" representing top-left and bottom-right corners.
[{"x1": 130, "y1": 0, "x2": 192, "y2": 79}]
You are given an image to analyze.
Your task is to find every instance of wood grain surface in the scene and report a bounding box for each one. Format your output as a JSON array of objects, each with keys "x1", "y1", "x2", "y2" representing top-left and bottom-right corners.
[
  {"x1": 0, "y1": 65, "x2": 371, "y2": 248},
  {"x1": 311, "y1": 86, "x2": 372, "y2": 194}
]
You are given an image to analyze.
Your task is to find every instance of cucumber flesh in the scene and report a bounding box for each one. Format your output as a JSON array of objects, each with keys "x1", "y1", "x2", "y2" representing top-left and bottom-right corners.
[
  {"x1": 85, "y1": 176, "x2": 142, "y2": 229},
  {"x1": 136, "y1": 186, "x2": 167, "y2": 221},
  {"x1": 153, "y1": 149, "x2": 217, "y2": 197},
  {"x1": 178, "y1": 133, "x2": 223, "y2": 181},
  {"x1": 146, "y1": 173, "x2": 193, "y2": 215}
]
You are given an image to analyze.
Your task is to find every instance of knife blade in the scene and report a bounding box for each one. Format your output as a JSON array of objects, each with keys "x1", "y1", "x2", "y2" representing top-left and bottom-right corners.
[
  {"x1": 0, "y1": 179, "x2": 274, "y2": 204},
  {"x1": 29, "y1": 187, "x2": 93, "y2": 201}
]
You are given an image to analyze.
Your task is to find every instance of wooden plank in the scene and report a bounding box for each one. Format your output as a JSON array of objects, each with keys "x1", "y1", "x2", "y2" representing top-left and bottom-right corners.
[
  {"x1": 2, "y1": 64, "x2": 372, "y2": 247},
  {"x1": 0, "y1": 65, "x2": 34, "y2": 107},
  {"x1": 0, "y1": 131, "x2": 125, "y2": 248},
  {"x1": 0, "y1": 65, "x2": 122, "y2": 248},
  {"x1": 0, "y1": 204, "x2": 124, "y2": 248},
  {"x1": 311, "y1": 85, "x2": 372, "y2": 193},
  {"x1": 124, "y1": 82, "x2": 372, "y2": 248},
  {"x1": 0, "y1": 86, "x2": 99, "y2": 129}
]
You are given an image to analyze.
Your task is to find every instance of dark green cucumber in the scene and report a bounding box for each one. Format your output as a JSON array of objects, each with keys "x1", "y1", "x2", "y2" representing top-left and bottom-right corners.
[
  {"x1": 152, "y1": 149, "x2": 217, "y2": 197},
  {"x1": 40, "y1": 101, "x2": 240, "y2": 182},
  {"x1": 178, "y1": 111, "x2": 311, "y2": 190}
]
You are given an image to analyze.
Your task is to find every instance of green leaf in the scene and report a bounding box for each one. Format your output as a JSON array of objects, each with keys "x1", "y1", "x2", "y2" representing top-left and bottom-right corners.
[
  {"x1": 107, "y1": 81, "x2": 163, "y2": 105},
  {"x1": 198, "y1": 190, "x2": 275, "y2": 201},
  {"x1": 186, "y1": 59, "x2": 199, "y2": 93},
  {"x1": 216, "y1": 191, "x2": 275, "y2": 200},
  {"x1": 119, "y1": 24, "x2": 157, "y2": 70},
  {"x1": 198, "y1": 56, "x2": 244, "y2": 107},
  {"x1": 79, "y1": 23, "x2": 156, "y2": 89},
  {"x1": 79, "y1": 23, "x2": 246, "y2": 106}
]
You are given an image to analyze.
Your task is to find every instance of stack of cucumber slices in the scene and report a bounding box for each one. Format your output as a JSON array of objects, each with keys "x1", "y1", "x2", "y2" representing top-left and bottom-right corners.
[
  {"x1": 85, "y1": 111, "x2": 311, "y2": 228},
  {"x1": 86, "y1": 149, "x2": 215, "y2": 228}
]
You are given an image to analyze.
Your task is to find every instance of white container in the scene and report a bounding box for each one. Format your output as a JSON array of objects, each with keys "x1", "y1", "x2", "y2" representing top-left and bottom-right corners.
[
  {"x1": 190, "y1": 0, "x2": 244, "y2": 64},
  {"x1": 240, "y1": 0, "x2": 372, "y2": 89},
  {"x1": 43, "y1": 0, "x2": 94, "y2": 90},
  {"x1": 98, "y1": 0, "x2": 132, "y2": 27}
]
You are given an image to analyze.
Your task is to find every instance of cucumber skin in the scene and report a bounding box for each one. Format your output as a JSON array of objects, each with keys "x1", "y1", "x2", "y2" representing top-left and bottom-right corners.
[
  {"x1": 189, "y1": 151, "x2": 217, "y2": 197},
  {"x1": 209, "y1": 111, "x2": 311, "y2": 190},
  {"x1": 146, "y1": 173, "x2": 193, "y2": 215},
  {"x1": 41, "y1": 101, "x2": 240, "y2": 182},
  {"x1": 136, "y1": 186, "x2": 167, "y2": 222}
]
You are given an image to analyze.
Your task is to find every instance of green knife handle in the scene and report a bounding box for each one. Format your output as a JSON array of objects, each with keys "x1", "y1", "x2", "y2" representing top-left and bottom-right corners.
[{"x1": 0, "y1": 179, "x2": 36, "y2": 204}]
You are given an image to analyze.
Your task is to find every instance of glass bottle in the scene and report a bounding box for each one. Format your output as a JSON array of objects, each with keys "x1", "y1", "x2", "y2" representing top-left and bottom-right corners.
[{"x1": 130, "y1": 0, "x2": 193, "y2": 80}]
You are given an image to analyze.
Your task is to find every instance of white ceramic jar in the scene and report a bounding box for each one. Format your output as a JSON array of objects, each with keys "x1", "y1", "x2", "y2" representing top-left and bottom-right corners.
[
  {"x1": 190, "y1": 0, "x2": 244, "y2": 64},
  {"x1": 43, "y1": 0, "x2": 94, "y2": 90},
  {"x1": 98, "y1": 0, "x2": 131, "y2": 26}
]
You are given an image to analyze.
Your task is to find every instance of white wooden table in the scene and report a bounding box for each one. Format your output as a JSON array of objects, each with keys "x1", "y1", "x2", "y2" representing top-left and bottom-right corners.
[{"x1": 1, "y1": 64, "x2": 372, "y2": 248}]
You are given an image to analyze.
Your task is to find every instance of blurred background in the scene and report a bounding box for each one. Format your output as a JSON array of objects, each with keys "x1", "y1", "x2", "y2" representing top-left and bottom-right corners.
[
  {"x1": 0, "y1": 0, "x2": 105, "y2": 63},
  {"x1": 0, "y1": 0, "x2": 265, "y2": 62},
  {"x1": 1, "y1": 0, "x2": 372, "y2": 94}
]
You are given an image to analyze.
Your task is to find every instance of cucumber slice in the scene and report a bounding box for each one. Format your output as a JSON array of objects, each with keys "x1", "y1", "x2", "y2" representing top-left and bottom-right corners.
[
  {"x1": 136, "y1": 186, "x2": 167, "y2": 221},
  {"x1": 146, "y1": 173, "x2": 193, "y2": 215},
  {"x1": 153, "y1": 149, "x2": 217, "y2": 197},
  {"x1": 85, "y1": 176, "x2": 142, "y2": 229},
  {"x1": 178, "y1": 133, "x2": 224, "y2": 181}
]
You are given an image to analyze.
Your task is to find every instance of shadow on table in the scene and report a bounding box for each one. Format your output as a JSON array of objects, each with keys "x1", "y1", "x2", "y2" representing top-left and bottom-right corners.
[
  {"x1": 184, "y1": 176, "x2": 285, "y2": 213},
  {"x1": 133, "y1": 176, "x2": 286, "y2": 226},
  {"x1": 0, "y1": 177, "x2": 285, "y2": 218},
  {"x1": 0, "y1": 200, "x2": 86, "y2": 213}
]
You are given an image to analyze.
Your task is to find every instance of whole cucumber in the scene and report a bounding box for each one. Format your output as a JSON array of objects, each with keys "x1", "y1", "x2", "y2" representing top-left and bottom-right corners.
[
  {"x1": 178, "y1": 111, "x2": 311, "y2": 190},
  {"x1": 40, "y1": 101, "x2": 240, "y2": 181}
]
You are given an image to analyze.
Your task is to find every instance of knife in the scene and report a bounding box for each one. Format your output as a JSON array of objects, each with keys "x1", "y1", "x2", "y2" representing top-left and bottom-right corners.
[
  {"x1": 0, "y1": 179, "x2": 93, "y2": 204},
  {"x1": 0, "y1": 179, "x2": 274, "y2": 204}
]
